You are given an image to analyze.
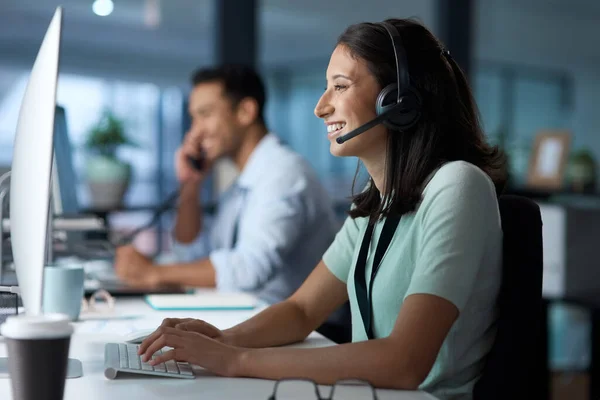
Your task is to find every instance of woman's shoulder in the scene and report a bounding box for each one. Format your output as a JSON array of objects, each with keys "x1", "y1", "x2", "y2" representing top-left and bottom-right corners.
[
  {"x1": 425, "y1": 160, "x2": 496, "y2": 196},
  {"x1": 420, "y1": 160, "x2": 499, "y2": 215}
]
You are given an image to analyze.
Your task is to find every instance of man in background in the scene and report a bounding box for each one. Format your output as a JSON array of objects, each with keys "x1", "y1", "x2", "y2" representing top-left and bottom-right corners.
[{"x1": 114, "y1": 65, "x2": 349, "y2": 341}]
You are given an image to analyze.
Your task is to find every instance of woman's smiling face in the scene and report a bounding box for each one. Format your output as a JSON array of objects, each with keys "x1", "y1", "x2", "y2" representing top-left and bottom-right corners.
[{"x1": 314, "y1": 44, "x2": 388, "y2": 159}]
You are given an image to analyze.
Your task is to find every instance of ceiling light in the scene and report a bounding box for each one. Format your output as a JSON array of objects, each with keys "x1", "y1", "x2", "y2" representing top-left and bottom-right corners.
[
  {"x1": 92, "y1": 0, "x2": 114, "y2": 17},
  {"x1": 144, "y1": 0, "x2": 161, "y2": 28}
]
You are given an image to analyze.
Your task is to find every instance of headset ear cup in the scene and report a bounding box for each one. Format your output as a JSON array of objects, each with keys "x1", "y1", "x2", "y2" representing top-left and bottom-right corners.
[
  {"x1": 376, "y1": 84, "x2": 421, "y2": 131},
  {"x1": 390, "y1": 88, "x2": 421, "y2": 130},
  {"x1": 376, "y1": 83, "x2": 398, "y2": 117}
]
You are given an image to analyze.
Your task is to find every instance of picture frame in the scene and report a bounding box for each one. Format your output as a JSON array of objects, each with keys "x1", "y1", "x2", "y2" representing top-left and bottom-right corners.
[{"x1": 526, "y1": 131, "x2": 571, "y2": 190}]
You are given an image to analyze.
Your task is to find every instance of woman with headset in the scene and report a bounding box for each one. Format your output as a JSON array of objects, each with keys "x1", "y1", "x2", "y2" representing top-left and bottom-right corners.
[{"x1": 138, "y1": 18, "x2": 507, "y2": 399}]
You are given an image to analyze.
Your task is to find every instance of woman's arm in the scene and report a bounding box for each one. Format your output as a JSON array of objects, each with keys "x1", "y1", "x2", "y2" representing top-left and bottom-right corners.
[
  {"x1": 142, "y1": 292, "x2": 457, "y2": 390},
  {"x1": 221, "y1": 261, "x2": 349, "y2": 348},
  {"x1": 138, "y1": 261, "x2": 348, "y2": 353},
  {"x1": 235, "y1": 293, "x2": 458, "y2": 390}
]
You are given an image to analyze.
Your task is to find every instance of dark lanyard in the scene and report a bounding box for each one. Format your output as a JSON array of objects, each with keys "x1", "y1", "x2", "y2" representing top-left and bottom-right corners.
[
  {"x1": 230, "y1": 186, "x2": 247, "y2": 248},
  {"x1": 231, "y1": 216, "x2": 239, "y2": 247},
  {"x1": 354, "y1": 215, "x2": 401, "y2": 339}
]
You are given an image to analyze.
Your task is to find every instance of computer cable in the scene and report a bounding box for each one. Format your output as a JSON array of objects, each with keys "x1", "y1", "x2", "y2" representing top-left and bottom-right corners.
[{"x1": 108, "y1": 154, "x2": 205, "y2": 248}]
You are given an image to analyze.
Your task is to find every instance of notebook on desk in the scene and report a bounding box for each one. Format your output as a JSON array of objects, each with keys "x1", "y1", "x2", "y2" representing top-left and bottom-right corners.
[{"x1": 144, "y1": 290, "x2": 258, "y2": 311}]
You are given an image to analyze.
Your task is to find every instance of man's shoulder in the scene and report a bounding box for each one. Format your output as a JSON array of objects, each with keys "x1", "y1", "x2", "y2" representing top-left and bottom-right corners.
[
  {"x1": 256, "y1": 137, "x2": 321, "y2": 185},
  {"x1": 266, "y1": 136, "x2": 310, "y2": 166},
  {"x1": 240, "y1": 134, "x2": 333, "y2": 210}
]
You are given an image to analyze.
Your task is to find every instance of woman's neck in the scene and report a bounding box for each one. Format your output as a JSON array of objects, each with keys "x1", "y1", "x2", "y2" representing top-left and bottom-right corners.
[{"x1": 361, "y1": 155, "x2": 387, "y2": 194}]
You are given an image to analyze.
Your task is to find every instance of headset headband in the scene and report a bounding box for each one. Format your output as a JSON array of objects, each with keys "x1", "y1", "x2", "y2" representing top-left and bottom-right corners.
[{"x1": 379, "y1": 21, "x2": 409, "y2": 101}]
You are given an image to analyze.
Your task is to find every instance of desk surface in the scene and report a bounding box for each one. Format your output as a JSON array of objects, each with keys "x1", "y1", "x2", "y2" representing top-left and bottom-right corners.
[{"x1": 0, "y1": 297, "x2": 436, "y2": 400}]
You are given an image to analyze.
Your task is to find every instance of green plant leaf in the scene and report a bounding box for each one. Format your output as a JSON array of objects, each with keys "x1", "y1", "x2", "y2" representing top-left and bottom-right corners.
[{"x1": 84, "y1": 109, "x2": 139, "y2": 157}]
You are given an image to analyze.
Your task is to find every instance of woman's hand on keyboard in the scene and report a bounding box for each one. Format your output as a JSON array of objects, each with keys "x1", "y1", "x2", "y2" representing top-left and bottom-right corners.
[
  {"x1": 175, "y1": 319, "x2": 223, "y2": 340},
  {"x1": 138, "y1": 318, "x2": 225, "y2": 356},
  {"x1": 137, "y1": 326, "x2": 242, "y2": 377}
]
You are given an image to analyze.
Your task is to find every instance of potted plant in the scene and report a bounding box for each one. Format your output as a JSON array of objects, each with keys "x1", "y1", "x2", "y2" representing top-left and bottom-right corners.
[
  {"x1": 565, "y1": 148, "x2": 597, "y2": 193},
  {"x1": 83, "y1": 110, "x2": 138, "y2": 210}
]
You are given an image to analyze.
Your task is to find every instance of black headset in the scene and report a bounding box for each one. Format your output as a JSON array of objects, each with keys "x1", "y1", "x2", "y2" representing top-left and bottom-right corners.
[
  {"x1": 376, "y1": 21, "x2": 422, "y2": 130},
  {"x1": 336, "y1": 21, "x2": 422, "y2": 144}
]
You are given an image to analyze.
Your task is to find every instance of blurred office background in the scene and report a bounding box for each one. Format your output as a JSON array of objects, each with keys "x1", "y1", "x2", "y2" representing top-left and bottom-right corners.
[{"x1": 0, "y1": 0, "x2": 599, "y2": 398}]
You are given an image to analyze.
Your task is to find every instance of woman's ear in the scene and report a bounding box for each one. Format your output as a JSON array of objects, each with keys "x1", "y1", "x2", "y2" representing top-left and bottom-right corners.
[{"x1": 235, "y1": 97, "x2": 259, "y2": 127}]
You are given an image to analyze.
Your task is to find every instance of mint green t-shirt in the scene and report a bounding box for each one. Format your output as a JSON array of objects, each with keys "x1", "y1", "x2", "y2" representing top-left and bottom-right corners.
[{"x1": 323, "y1": 161, "x2": 503, "y2": 400}]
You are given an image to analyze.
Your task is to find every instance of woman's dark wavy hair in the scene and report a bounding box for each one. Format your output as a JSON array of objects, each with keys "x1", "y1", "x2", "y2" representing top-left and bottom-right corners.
[{"x1": 337, "y1": 18, "x2": 507, "y2": 222}]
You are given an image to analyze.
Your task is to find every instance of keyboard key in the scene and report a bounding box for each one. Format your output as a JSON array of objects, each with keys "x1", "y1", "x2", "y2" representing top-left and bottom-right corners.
[
  {"x1": 141, "y1": 362, "x2": 153, "y2": 371},
  {"x1": 152, "y1": 359, "x2": 167, "y2": 372},
  {"x1": 127, "y1": 346, "x2": 141, "y2": 370},
  {"x1": 165, "y1": 360, "x2": 179, "y2": 374},
  {"x1": 178, "y1": 362, "x2": 193, "y2": 376},
  {"x1": 118, "y1": 344, "x2": 128, "y2": 369}
]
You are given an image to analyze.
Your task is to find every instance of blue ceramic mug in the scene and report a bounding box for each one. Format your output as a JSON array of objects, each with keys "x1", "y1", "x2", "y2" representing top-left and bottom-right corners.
[{"x1": 42, "y1": 264, "x2": 85, "y2": 321}]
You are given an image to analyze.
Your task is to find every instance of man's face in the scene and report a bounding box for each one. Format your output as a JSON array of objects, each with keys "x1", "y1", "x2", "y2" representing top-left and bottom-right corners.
[{"x1": 187, "y1": 81, "x2": 243, "y2": 162}]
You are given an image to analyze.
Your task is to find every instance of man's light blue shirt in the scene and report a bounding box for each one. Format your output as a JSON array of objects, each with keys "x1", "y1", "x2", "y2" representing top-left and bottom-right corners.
[{"x1": 171, "y1": 133, "x2": 340, "y2": 305}]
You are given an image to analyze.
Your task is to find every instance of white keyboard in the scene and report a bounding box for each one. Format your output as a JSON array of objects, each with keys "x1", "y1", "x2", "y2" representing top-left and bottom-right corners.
[{"x1": 104, "y1": 343, "x2": 195, "y2": 379}]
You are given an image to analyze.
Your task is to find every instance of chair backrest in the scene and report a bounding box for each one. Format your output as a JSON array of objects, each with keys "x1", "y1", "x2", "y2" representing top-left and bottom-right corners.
[{"x1": 473, "y1": 195, "x2": 544, "y2": 400}]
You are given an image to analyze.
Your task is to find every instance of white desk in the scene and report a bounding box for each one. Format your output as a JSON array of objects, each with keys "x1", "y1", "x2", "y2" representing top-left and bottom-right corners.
[{"x1": 0, "y1": 297, "x2": 437, "y2": 400}]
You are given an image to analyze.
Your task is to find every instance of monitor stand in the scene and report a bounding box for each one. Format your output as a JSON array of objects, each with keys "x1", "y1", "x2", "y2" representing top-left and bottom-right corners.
[{"x1": 0, "y1": 357, "x2": 83, "y2": 379}]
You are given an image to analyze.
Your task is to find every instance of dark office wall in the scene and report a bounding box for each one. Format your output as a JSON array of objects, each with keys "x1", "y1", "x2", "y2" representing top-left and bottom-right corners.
[{"x1": 475, "y1": 0, "x2": 600, "y2": 167}]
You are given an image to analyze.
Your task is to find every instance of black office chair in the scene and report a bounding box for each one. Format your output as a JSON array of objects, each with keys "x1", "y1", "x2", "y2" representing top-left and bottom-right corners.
[
  {"x1": 317, "y1": 301, "x2": 352, "y2": 344},
  {"x1": 473, "y1": 195, "x2": 545, "y2": 400}
]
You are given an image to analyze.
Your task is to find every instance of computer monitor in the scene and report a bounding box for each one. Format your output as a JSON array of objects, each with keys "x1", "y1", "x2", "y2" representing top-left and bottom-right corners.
[
  {"x1": 9, "y1": 7, "x2": 62, "y2": 316},
  {"x1": 4, "y1": 12, "x2": 86, "y2": 378},
  {"x1": 52, "y1": 105, "x2": 80, "y2": 216},
  {"x1": 0, "y1": 104, "x2": 80, "y2": 286}
]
